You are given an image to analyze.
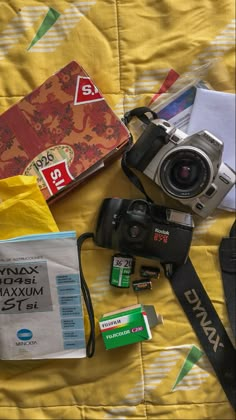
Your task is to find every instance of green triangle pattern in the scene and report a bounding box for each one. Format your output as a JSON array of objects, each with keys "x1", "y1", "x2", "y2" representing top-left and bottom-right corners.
[
  {"x1": 27, "y1": 7, "x2": 60, "y2": 50},
  {"x1": 172, "y1": 345, "x2": 204, "y2": 390}
]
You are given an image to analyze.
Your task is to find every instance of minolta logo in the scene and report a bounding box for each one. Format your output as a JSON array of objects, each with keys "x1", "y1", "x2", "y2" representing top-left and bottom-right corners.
[
  {"x1": 184, "y1": 289, "x2": 224, "y2": 352},
  {"x1": 154, "y1": 228, "x2": 169, "y2": 235}
]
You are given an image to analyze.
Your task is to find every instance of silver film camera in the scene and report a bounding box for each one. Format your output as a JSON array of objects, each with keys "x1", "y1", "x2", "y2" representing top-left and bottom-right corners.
[{"x1": 126, "y1": 119, "x2": 236, "y2": 217}]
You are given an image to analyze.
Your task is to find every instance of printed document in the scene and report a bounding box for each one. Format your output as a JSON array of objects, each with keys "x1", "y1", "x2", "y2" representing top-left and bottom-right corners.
[{"x1": 0, "y1": 231, "x2": 86, "y2": 360}]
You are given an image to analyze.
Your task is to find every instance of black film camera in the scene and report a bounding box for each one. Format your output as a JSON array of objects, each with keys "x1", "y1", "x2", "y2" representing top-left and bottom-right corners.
[{"x1": 95, "y1": 198, "x2": 194, "y2": 266}]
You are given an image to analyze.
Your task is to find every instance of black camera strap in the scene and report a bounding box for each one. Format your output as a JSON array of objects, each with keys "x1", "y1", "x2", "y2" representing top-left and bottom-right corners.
[
  {"x1": 121, "y1": 151, "x2": 154, "y2": 203},
  {"x1": 121, "y1": 107, "x2": 158, "y2": 203},
  {"x1": 122, "y1": 107, "x2": 236, "y2": 410},
  {"x1": 219, "y1": 220, "x2": 236, "y2": 339},
  {"x1": 77, "y1": 232, "x2": 96, "y2": 358},
  {"x1": 123, "y1": 106, "x2": 158, "y2": 126},
  {"x1": 165, "y1": 258, "x2": 236, "y2": 410}
]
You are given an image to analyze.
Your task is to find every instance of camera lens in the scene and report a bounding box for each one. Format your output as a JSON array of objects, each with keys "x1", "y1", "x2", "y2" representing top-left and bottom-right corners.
[
  {"x1": 159, "y1": 149, "x2": 211, "y2": 198},
  {"x1": 173, "y1": 162, "x2": 197, "y2": 186},
  {"x1": 128, "y1": 225, "x2": 141, "y2": 238},
  {"x1": 131, "y1": 201, "x2": 148, "y2": 214}
]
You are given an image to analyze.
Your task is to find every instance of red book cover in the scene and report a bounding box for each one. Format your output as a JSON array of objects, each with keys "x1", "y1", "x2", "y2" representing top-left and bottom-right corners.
[{"x1": 0, "y1": 61, "x2": 130, "y2": 202}]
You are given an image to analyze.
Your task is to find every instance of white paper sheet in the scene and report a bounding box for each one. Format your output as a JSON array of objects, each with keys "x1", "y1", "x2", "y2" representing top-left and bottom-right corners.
[{"x1": 187, "y1": 88, "x2": 236, "y2": 211}]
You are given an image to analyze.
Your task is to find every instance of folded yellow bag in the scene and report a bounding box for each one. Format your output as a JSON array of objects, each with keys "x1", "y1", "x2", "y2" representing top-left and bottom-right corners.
[{"x1": 0, "y1": 175, "x2": 59, "y2": 239}]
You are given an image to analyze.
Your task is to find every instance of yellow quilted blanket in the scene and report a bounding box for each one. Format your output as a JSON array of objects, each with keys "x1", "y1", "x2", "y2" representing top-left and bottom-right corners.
[{"x1": 0, "y1": 1, "x2": 235, "y2": 419}]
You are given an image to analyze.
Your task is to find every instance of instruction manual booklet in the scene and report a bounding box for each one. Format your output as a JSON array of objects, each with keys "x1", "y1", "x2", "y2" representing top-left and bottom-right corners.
[{"x1": 0, "y1": 231, "x2": 86, "y2": 360}]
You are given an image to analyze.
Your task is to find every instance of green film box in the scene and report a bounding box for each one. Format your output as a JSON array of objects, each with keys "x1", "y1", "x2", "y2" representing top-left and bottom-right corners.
[{"x1": 99, "y1": 304, "x2": 163, "y2": 350}]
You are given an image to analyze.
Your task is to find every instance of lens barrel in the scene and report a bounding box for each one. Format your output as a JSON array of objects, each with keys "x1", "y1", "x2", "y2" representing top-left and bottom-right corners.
[{"x1": 159, "y1": 148, "x2": 212, "y2": 198}]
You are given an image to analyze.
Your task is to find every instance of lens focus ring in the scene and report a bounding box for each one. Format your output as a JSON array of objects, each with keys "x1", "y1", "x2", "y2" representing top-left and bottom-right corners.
[{"x1": 159, "y1": 148, "x2": 212, "y2": 199}]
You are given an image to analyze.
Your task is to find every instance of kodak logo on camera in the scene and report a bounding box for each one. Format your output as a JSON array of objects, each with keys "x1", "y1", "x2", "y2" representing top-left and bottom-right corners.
[
  {"x1": 154, "y1": 228, "x2": 169, "y2": 243},
  {"x1": 0, "y1": 61, "x2": 129, "y2": 202},
  {"x1": 99, "y1": 304, "x2": 163, "y2": 350}
]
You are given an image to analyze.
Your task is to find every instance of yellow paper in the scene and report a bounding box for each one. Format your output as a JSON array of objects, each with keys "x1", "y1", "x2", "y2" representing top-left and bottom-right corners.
[{"x1": 0, "y1": 175, "x2": 59, "y2": 239}]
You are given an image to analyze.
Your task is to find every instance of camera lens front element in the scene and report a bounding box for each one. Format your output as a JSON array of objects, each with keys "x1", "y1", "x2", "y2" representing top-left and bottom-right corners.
[
  {"x1": 123, "y1": 200, "x2": 152, "y2": 247},
  {"x1": 159, "y1": 147, "x2": 212, "y2": 198},
  {"x1": 172, "y1": 161, "x2": 198, "y2": 187},
  {"x1": 129, "y1": 200, "x2": 149, "y2": 215},
  {"x1": 128, "y1": 224, "x2": 141, "y2": 238},
  {"x1": 176, "y1": 164, "x2": 193, "y2": 182}
]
